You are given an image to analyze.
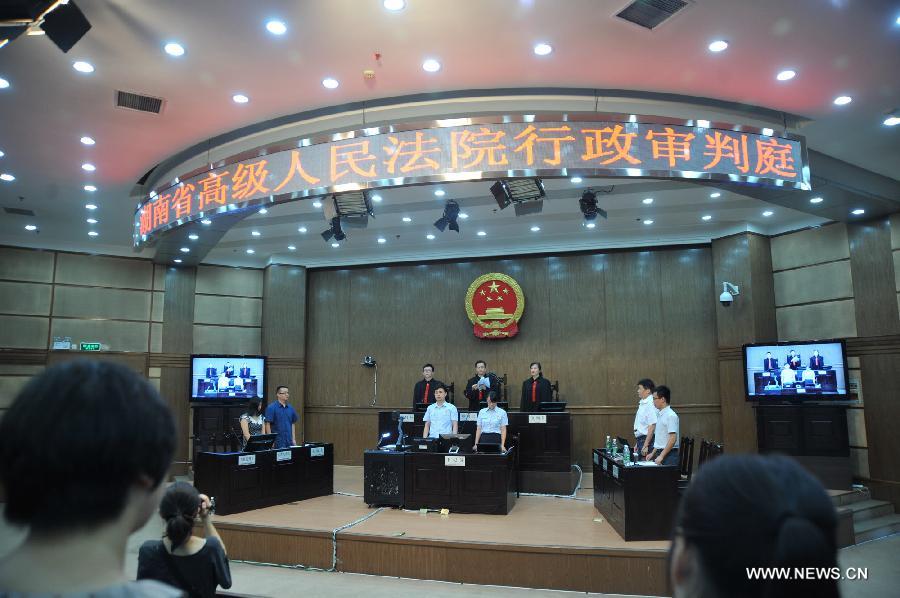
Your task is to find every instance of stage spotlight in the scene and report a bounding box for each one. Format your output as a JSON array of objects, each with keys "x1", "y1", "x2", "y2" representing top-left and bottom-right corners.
[
  {"x1": 490, "y1": 178, "x2": 545, "y2": 213},
  {"x1": 321, "y1": 217, "x2": 346, "y2": 242},
  {"x1": 1, "y1": 1, "x2": 92, "y2": 53},
  {"x1": 579, "y1": 189, "x2": 608, "y2": 225},
  {"x1": 434, "y1": 200, "x2": 461, "y2": 233}
]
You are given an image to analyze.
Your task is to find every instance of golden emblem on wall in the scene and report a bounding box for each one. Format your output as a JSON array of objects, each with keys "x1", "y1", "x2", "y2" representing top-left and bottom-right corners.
[{"x1": 465, "y1": 273, "x2": 525, "y2": 339}]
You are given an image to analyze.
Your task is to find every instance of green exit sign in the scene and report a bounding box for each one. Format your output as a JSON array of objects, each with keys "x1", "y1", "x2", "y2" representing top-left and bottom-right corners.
[{"x1": 80, "y1": 342, "x2": 101, "y2": 351}]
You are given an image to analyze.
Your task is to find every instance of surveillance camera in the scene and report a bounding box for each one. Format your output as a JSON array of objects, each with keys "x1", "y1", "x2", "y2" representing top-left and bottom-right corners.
[{"x1": 719, "y1": 291, "x2": 733, "y2": 306}]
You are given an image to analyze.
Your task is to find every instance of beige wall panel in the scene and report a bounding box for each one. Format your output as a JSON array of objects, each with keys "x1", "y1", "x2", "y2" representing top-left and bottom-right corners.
[
  {"x1": 54, "y1": 253, "x2": 153, "y2": 289},
  {"x1": 850, "y1": 448, "x2": 870, "y2": 479},
  {"x1": 148, "y1": 377, "x2": 161, "y2": 393},
  {"x1": 0, "y1": 365, "x2": 43, "y2": 376},
  {"x1": 50, "y1": 319, "x2": 149, "y2": 353},
  {"x1": 847, "y1": 408, "x2": 867, "y2": 447},
  {"x1": 0, "y1": 376, "x2": 33, "y2": 409},
  {"x1": 776, "y1": 300, "x2": 857, "y2": 341},
  {"x1": 192, "y1": 325, "x2": 260, "y2": 355},
  {"x1": 893, "y1": 251, "x2": 900, "y2": 292},
  {"x1": 306, "y1": 270, "x2": 351, "y2": 406},
  {"x1": 52, "y1": 286, "x2": 151, "y2": 321},
  {"x1": 890, "y1": 214, "x2": 900, "y2": 250},
  {"x1": 150, "y1": 323, "x2": 163, "y2": 353},
  {"x1": 0, "y1": 281, "x2": 52, "y2": 316},
  {"x1": 773, "y1": 261, "x2": 854, "y2": 307},
  {"x1": 196, "y1": 265, "x2": 263, "y2": 297},
  {"x1": 771, "y1": 224, "x2": 849, "y2": 271},
  {"x1": 0, "y1": 248, "x2": 54, "y2": 283},
  {"x1": 193, "y1": 295, "x2": 262, "y2": 327},
  {"x1": 0, "y1": 315, "x2": 49, "y2": 349},
  {"x1": 151, "y1": 292, "x2": 165, "y2": 322},
  {"x1": 153, "y1": 264, "x2": 167, "y2": 291}
]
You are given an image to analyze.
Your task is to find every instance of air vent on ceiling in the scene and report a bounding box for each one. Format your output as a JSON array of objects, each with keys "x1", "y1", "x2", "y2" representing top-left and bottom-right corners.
[
  {"x1": 3, "y1": 207, "x2": 36, "y2": 217},
  {"x1": 616, "y1": 0, "x2": 688, "y2": 30},
  {"x1": 115, "y1": 90, "x2": 165, "y2": 114}
]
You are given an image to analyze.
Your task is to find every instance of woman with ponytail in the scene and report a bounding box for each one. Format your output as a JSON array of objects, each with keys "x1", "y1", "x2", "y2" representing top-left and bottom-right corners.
[
  {"x1": 138, "y1": 482, "x2": 231, "y2": 598},
  {"x1": 669, "y1": 454, "x2": 840, "y2": 598}
]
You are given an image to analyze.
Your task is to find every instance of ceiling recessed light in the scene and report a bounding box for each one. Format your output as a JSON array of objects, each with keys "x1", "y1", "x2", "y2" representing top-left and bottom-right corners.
[
  {"x1": 371, "y1": 194, "x2": 382, "y2": 202},
  {"x1": 0, "y1": 149, "x2": 4, "y2": 157},
  {"x1": 81, "y1": 163, "x2": 95, "y2": 172},
  {"x1": 173, "y1": 259, "x2": 182, "y2": 263},
  {"x1": 883, "y1": 116, "x2": 900, "y2": 127},
  {"x1": 402, "y1": 216, "x2": 412, "y2": 222},
  {"x1": 246, "y1": 248, "x2": 255, "y2": 254},
  {"x1": 232, "y1": 93, "x2": 249, "y2": 104},
  {"x1": 383, "y1": 0, "x2": 406, "y2": 10},
  {"x1": 833, "y1": 95, "x2": 852, "y2": 106},
  {"x1": 761, "y1": 127, "x2": 775, "y2": 136},
  {"x1": 265, "y1": 20, "x2": 287, "y2": 35},
  {"x1": 530, "y1": 226, "x2": 540, "y2": 232},
  {"x1": 0, "y1": 173, "x2": 14, "y2": 182},
  {"x1": 434, "y1": 189, "x2": 445, "y2": 197},
  {"x1": 585, "y1": 222, "x2": 596, "y2": 229},
  {"x1": 570, "y1": 177, "x2": 583, "y2": 183},
  {"x1": 710, "y1": 192, "x2": 721, "y2": 198},
  {"x1": 85, "y1": 203, "x2": 97, "y2": 210},
  {"x1": 809, "y1": 196, "x2": 824, "y2": 204},
  {"x1": 288, "y1": 245, "x2": 296, "y2": 251},
  {"x1": 86, "y1": 218, "x2": 98, "y2": 224},
  {"x1": 201, "y1": 219, "x2": 212, "y2": 225},
  {"x1": 258, "y1": 208, "x2": 268, "y2": 214},
  {"x1": 762, "y1": 210, "x2": 774, "y2": 217},
  {"x1": 377, "y1": 237, "x2": 386, "y2": 244},
  {"x1": 642, "y1": 197, "x2": 653, "y2": 205},
  {"x1": 180, "y1": 247, "x2": 190, "y2": 253},
  {"x1": 251, "y1": 230, "x2": 261, "y2": 237},
  {"x1": 0, "y1": 77, "x2": 9, "y2": 89},
  {"x1": 422, "y1": 59, "x2": 441, "y2": 73},
  {"x1": 331, "y1": 242, "x2": 340, "y2": 248},
  {"x1": 84, "y1": 184, "x2": 97, "y2": 192},
  {"x1": 701, "y1": 214, "x2": 712, "y2": 221},
  {"x1": 80, "y1": 136, "x2": 95, "y2": 146},
  {"x1": 851, "y1": 208, "x2": 865, "y2": 215},
  {"x1": 476, "y1": 231, "x2": 487, "y2": 236},
  {"x1": 458, "y1": 212, "x2": 469, "y2": 219},
  {"x1": 298, "y1": 226, "x2": 308, "y2": 233},
  {"x1": 322, "y1": 77, "x2": 339, "y2": 89},
  {"x1": 533, "y1": 42, "x2": 553, "y2": 56},
  {"x1": 643, "y1": 219, "x2": 654, "y2": 225},
  {"x1": 776, "y1": 69, "x2": 796, "y2": 81},
  {"x1": 88, "y1": 231, "x2": 98, "y2": 237},
  {"x1": 188, "y1": 233, "x2": 199, "y2": 240},
  {"x1": 312, "y1": 200, "x2": 322, "y2": 208},
  {"x1": 73, "y1": 61, "x2": 94, "y2": 73},
  {"x1": 708, "y1": 40, "x2": 728, "y2": 52},
  {"x1": 426, "y1": 234, "x2": 436, "y2": 240},
  {"x1": 164, "y1": 42, "x2": 185, "y2": 56},
  {"x1": 24, "y1": 224, "x2": 37, "y2": 231}
]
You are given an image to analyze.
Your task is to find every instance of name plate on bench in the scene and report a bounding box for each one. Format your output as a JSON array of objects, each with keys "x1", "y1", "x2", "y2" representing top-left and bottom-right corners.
[
  {"x1": 602, "y1": 458, "x2": 608, "y2": 471},
  {"x1": 276, "y1": 450, "x2": 292, "y2": 462},
  {"x1": 462, "y1": 412, "x2": 478, "y2": 422},
  {"x1": 238, "y1": 454, "x2": 256, "y2": 466},
  {"x1": 445, "y1": 455, "x2": 466, "y2": 467},
  {"x1": 310, "y1": 446, "x2": 325, "y2": 457},
  {"x1": 528, "y1": 414, "x2": 547, "y2": 424},
  {"x1": 612, "y1": 464, "x2": 620, "y2": 479},
  {"x1": 593, "y1": 452, "x2": 599, "y2": 465},
  {"x1": 400, "y1": 413, "x2": 415, "y2": 423}
]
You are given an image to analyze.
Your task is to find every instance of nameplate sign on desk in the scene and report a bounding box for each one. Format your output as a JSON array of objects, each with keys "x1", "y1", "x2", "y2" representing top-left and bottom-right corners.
[
  {"x1": 238, "y1": 454, "x2": 256, "y2": 466},
  {"x1": 528, "y1": 414, "x2": 547, "y2": 424},
  {"x1": 612, "y1": 464, "x2": 620, "y2": 479},
  {"x1": 445, "y1": 455, "x2": 466, "y2": 467},
  {"x1": 310, "y1": 446, "x2": 325, "y2": 458},
  {"x1": 593, "y1": 452, "x2": 599, "y2": 465},
  {"x1": 602, "y1": 458, "x2": 608, "y2": 471},
  {"x1": 462, "y1": 412, "x2": 478, "y2": 422},
  {"x1": 400, "y1": 413, "x2": 415, "y2": 423},
  {"x1": 276, "y1": 450, "x2": 292, "y2": 462}
]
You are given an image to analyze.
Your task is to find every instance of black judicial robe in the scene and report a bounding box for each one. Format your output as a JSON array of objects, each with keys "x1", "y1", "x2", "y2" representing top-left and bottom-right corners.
[
  {"x1": 412, "y1": 378, "x2": 443, "y2": 409},
  {"x1": 464, "y1": 374, "x2": 501, "y2": 411},
  {"x1": 520, "y1": 375, "x2": 552, "y2": 412}
]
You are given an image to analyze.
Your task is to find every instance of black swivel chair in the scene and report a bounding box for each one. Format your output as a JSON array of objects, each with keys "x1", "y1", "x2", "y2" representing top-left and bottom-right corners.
[{"x1": 677, "y1": 436, "x2": 695, "y2": 493}]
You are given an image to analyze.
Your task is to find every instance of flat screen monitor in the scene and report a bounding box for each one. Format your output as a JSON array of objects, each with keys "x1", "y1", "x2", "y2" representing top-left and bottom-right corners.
[
  {"x1": 538, "y1": 401, "x2": 567, "y2": 412},
  {"x1": 191, "y1": 354, "x2": 265, "y2": 402},
  {"x1": 742, "y1": 339, "x2": 850, "y2": 402},
  {"x1": 243, "y1": 433, "x2": 277, "y2": 452}
]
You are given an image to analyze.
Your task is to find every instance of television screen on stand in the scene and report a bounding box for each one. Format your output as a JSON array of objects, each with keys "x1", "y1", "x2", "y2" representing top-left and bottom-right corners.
[
  {"x1": 190, "y1": 354, "x2": 266, "y2": 402},
  {"x1": 742, "y1": 339, "x2": 850, "y2": 402}
]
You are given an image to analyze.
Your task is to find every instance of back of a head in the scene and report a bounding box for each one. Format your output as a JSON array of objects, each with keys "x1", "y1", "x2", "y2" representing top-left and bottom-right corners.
[
  {"x1": 674, "y1": 454, "x2": 839, "y2": 598},
  {"x1": 0, "y1": 359, "x2": 176, "y2": 533},
  {"x1": 159, "y1": 482, "x2": 200, "y2": 550}
]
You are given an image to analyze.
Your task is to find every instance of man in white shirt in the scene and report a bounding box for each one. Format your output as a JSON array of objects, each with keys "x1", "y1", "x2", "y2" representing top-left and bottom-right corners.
[
  {"x1": 647, "y1": 385, "x2": 680, "y2": 466},
  {"x1": 474, "y1": 392, "x2": 509, "y2": 452},
  {"x1": 633, "y1": 378, "x2": 657, "y2": 458},
  {"x1": 422, "y1": 385, "x2": 458, "y2": 439}
]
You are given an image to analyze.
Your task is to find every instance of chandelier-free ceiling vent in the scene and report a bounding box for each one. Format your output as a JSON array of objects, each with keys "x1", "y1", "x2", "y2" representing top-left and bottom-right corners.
[
  {"x1": 115, "y1": 90, "x2": 165, "y2": 114},
  {"x1": 615, "y1": 0, "x2": 689, "y2": 30},
  {"x1": 3, "y1": 207, "x2": 36, "y2": 217}
]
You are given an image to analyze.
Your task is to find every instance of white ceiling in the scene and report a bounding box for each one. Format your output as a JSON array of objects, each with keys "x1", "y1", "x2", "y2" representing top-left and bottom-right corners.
[{"x1": 0, "y1": 0, "x2": 897, "y2": 266}]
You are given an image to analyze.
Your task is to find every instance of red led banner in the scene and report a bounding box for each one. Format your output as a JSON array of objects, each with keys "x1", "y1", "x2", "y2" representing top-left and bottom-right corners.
[{"x1": 134, "y1": 115, "x2": 809, "y2": 246}]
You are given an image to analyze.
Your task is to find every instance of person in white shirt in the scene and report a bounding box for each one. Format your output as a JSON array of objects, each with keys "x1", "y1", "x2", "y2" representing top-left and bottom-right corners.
[
  {"x1": 633, "y1": 378, "x2": 657, "y2": 458},
  {"x1": 647, "y1": 385, "x2": 680, "y2": 466},
  {"x1": 422, "y1": 384, "x2": 458, "y2": 438},
  {"x1": 474, "y1": 392, "x2": 509, "y2": 452}
]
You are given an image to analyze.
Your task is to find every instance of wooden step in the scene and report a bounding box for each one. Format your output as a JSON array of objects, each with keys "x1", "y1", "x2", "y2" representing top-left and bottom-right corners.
[
  {"x1": 829, "y1": 488, "x2": 870, "y2": 507},
  {"x1": 842, "y1": 499, "x2": 894, "y2": 523},
  {"x1": 853, "y1": 514, "x2": 900, "y2": 544}
]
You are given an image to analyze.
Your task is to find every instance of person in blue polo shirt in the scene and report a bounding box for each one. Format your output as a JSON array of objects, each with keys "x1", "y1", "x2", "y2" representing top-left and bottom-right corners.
[
  {"x1": 474, "y1": 391, "x2": 508, "y2": 452},
  {"x1": 422, "y1": 384, "x2": 458, "y2": 438},
  {"x1": 264, "y1": 385, "x2": 298, "y2": 449}
]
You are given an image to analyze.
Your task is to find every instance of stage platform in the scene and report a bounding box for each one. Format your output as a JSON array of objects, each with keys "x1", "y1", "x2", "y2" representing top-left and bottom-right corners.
[{"x1": 211, "y1": 465, "x2": 671, "y2": 596}]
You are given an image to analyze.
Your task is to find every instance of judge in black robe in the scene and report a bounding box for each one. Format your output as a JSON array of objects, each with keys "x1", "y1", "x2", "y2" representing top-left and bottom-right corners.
[
  {"x1": 520, "y1": 362, "x2": 552, "y2": 412},
  {"x1": 412, "y1": 363, "x2": 443, "y2": 410}
]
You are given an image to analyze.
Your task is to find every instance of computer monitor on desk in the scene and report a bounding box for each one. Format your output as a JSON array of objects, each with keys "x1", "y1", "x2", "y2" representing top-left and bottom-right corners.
[
  {"x1": 538, "y1": 401, "x2": 567, "y2": 412},
  {"x1": 440, "y1": 433, "x2": 473, "y2": 453},
  {"x1": 414, "y1": 402, "x2": 428, "y2": 412},
  {"x1": 243, "y1": 433, "x2": 277, "y2": 452}
]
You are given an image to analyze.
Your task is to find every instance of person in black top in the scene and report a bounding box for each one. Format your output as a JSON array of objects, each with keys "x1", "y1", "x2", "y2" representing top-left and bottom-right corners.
[
  {"x1": 809, "y1": 350, "x2": 824, "y2": 370},
  {"x1": 464, "y1": 359, "x2": 502, "y2": 411},
  {"x1": 412, "y1": 363, "x2": 443, "y2": 409},
  {"x1": 787, "y1": 350, "x2": 801, "y2": 370},
  {"x1": 520, "y1": 362, "x2": 552, "y2": 412}
]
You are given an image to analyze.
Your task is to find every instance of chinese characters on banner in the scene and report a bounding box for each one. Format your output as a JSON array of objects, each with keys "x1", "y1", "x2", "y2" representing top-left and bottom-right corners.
[{"x1": 135, "y1": 120, "x2": 808, "y2": 244}]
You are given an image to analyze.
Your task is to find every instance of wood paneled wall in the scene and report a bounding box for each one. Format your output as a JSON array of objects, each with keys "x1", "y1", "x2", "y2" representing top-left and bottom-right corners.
[{"x1": 305, "y1": 247, "x2": 721, "y2": 466}]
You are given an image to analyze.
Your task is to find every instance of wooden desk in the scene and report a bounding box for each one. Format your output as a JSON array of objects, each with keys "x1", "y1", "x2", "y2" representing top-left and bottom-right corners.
[
  {"x1": 194, "y1": 443, "x2": 333, "y2": 515},
  {"x1": 364, "y1": 449, "x2": 517, "y2": 514},
  {"x1": 592, "y1": 449, "x2": 678, "y2": 541}
]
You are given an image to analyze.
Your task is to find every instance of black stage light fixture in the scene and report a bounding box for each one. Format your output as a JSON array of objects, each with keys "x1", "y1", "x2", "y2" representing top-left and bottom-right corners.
[
  {"x1": 434, "y1": 200, "x2": 461, "y2": 233},
  {"x1": 0, "y1": 1, "x2": 91, "y2": 53},
  {"x1": 320, "y1": 217, "x2": 346, "y2": 242},
  {"x1": 490, "y1": 178, "x2": 545, "y2": 212},
  {"x1": 40, "y1": 0, "x2": 90, "y2": 52},
  {"x1": 320, "y1": 190, "x2": 374, "y2": 242},
  {"x1": 579, "y1": 189, "x2": 608, "y2": 223}
]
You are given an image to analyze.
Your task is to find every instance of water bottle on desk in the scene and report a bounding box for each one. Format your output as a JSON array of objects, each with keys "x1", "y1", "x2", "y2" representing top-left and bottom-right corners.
[
  {"x1": 623, "y1": 444, "x2": 631, "y2": 465},
  {"x1": 612, "y1": 438, "x2": 618, "y2": 457},
  {"x1": 605, "y1": 435, "x2": 611, "y2": 453}
]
